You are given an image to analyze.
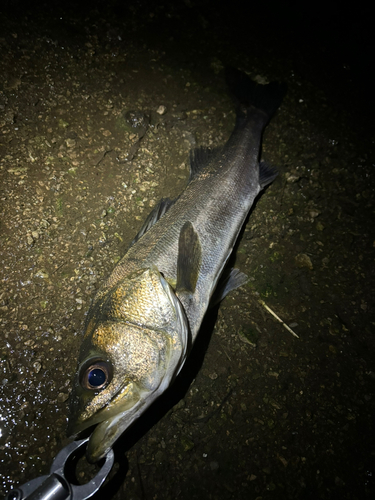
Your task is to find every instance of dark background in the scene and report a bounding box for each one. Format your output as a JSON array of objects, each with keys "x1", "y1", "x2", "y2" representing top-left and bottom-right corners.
[{"x1": 1, "y1": 1, "x2": 374, "y2": 500}]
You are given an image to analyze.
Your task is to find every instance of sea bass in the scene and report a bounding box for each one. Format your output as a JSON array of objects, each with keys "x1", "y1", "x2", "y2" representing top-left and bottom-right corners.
[{"x1": 68, "y1": 68, "x2": 286, "y2": 462}]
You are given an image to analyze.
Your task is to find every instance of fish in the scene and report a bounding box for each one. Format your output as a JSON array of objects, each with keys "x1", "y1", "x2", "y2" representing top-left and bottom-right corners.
[{"x1": 67, "y1": 68, "x2": 286, "y2": 463}]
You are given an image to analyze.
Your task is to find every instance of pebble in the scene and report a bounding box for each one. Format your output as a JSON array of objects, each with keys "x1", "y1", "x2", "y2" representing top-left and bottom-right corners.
[
  {"x1": 295, "y1": 253, "x2": 313, "y2": 270},
  {"x1": 156, "y1": 105, "x2": 167, "y2": 115},
  {"x1": 285, "y1": 172, "x2": 300, "y2": 183},
  {"x1": 66, "y1": 138, "x2": 76, "y2": 148},
  {"x1": 309, "y1": 210, "x2": 320, "y2": 218},
  {"x1": 57, "y1": 392, "x2": 69, "y2": 403},
  {"x1": 33, "y1": 361, "x2": 42, "y2": 373}
]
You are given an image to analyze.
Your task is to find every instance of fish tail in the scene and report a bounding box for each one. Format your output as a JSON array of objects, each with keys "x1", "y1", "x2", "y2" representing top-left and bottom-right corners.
[{"x1": 225, "y1": 67, "x2": 286, "y2": 122}]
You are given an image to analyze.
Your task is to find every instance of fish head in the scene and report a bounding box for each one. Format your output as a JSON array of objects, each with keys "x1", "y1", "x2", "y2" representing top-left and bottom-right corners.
[{"x1": 68, "y1": 267, "x2": 189, "y2": 462}]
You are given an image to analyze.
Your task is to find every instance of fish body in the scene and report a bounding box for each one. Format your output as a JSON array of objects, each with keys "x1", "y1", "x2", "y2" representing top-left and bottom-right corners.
[{"x1": 68, "y1": 68, "x2": 286, "y2": 462}]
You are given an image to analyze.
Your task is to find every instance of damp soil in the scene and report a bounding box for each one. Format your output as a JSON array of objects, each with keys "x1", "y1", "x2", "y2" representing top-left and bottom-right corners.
[{"x1": 0, "y1": 2, "x2": 374, "y2": 500}]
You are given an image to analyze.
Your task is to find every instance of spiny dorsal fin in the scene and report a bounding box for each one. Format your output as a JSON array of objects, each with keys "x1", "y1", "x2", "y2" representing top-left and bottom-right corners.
[
  {"x1": 189, "y1": 146, "x2": 220, "y2": 181},
  {"x1": 210, "y1": 268, "x2": 248, "y2": 307},
  {"x1": 176, "y1": 221, "x2": 202, "y2": 294},
  {"x1": 130, "y1": 198, "x2": 175, "y2": 246},
  {"x1": 259, "y1": 161, "x2": 278, "y2": 189}
]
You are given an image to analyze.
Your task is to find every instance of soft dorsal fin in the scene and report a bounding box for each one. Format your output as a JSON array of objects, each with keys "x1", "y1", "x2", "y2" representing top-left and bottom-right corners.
[
  {"x1": 130, "y1": 198, "x2": 175, "y2": 246},
  {"x1": 176, "y1": 221, "x2": 202, "y2": 294},
  {"x1": 189, "y1": 147, "x2": 220, "y2": 181}
]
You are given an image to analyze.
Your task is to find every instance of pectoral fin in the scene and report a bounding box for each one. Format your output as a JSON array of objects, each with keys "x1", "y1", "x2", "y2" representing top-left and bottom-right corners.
[
  {"x1": 176, "y1": 221, "x2": 202, "y2": 295},
  {"x1": 210, "y1": 268, "x2": 248, "y2": 307}
]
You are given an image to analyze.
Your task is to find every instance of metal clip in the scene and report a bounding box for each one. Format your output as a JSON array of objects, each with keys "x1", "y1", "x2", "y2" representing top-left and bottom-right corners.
[{"x1": 4, "y1": 438, "x2": 114, "y2": 500}]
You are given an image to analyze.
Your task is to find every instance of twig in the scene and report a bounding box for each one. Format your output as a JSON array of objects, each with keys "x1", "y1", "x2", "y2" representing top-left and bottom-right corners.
[
  {"x1": 194, "y1": 388, "x2": 234, "y2": 424},
  {"x1": 258, "y1": 299, "x2": 299, "y2": 338}
]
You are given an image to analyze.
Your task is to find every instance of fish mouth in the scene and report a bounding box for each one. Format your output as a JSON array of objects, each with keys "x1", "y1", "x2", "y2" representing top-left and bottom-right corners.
[
  {"x1": 85, "y1": 399, "x2": 146, "y2": 463},
  {"x1": 68, "y1": 376, "x2": 170, "y2": 463},
  {"x1": 68, "y1": 383, "x2": 145, "y2": 462},
  {"x1": 68, "y1": 399, "x2": 145, "y2": 463},
  {"x1": 75, "y1": 378, "x2": 173, "y2": 462}
]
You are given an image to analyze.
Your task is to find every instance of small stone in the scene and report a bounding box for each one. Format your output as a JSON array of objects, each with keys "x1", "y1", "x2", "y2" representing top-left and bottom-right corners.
[
  {"x1": 35, "y1": 270, "x2": 49, "y2": 279},
  {"x1": 66, "y1": 138, "x2": 76, "y2": 148},
  {"x1": 277, "y1": 454, "x2": 288, "y2": 467},
  {"x1": 267, "y1": 419, "x2": 275, "y2": 428},
  {"x1": 58, "y1": 119, "x2": 69, "y2": 128},
  {"x1": 33, "y1": 361, "x2": 42, "y2": 373},
  {"x1": 156, "y1": 105, "x2": 167, "y2": 115},
  {"x1": 295, "y1": 253, "x2": 313, "y2": 270},
  {"x1": 285, "y1": 172, "x2": 300, "y2": 183},
  {"x1": 57, "y1": 393, "x2": 69, "y2": 403},
  {"x1": 180, "y1": 436, "x2": 195, "y2": 452}
]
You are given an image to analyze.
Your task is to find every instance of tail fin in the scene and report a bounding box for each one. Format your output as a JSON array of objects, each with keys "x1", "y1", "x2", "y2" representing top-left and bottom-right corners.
[{"x1": 225, "y1": 67, "x2": 286, "y2": 121}]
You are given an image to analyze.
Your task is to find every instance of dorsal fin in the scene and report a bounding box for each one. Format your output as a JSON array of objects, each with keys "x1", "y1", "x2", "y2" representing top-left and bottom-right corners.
[
  {"x1": 130, "y1": 198, "x2": 175, "y2": 246},
  {"x1": 189, "y1": 147, "x2": 220, "y2": 181}
]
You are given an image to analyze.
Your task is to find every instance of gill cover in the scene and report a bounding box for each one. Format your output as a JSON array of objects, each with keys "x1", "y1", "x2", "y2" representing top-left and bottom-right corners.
[{"x1": 68, "y1": 267, "x2": 189, "y2": 462}]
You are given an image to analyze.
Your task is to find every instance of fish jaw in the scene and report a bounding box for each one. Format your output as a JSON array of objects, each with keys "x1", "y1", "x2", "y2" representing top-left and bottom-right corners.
[
  {"x1": 71, "y1": 379, "x2": 159, "y2": 463},
  {"x1": 67, "y1": 373, "x2": 142, "y2": 437},
  {"x1": 68, "y1": 268, "x2": 189, "y2": 462},
  {"x1": 84, "y1": 381, "x2": 167, "y2": 462}
]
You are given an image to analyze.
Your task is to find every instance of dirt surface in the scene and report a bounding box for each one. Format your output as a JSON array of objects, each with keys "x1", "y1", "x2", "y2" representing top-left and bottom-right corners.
[{"x1": 0, "y1": 2, "x2": 374, "y2": 499}]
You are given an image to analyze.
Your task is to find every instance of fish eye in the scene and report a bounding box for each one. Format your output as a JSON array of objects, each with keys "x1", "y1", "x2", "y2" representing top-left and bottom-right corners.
[{"x1": 80, "y1": 359, "x2": 112, "y2": 390}]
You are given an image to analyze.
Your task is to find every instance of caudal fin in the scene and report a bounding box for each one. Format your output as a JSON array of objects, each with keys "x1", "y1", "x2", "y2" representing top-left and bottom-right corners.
[{"x1": 225, "y1": 67, "x2": 286, "y2": 121}]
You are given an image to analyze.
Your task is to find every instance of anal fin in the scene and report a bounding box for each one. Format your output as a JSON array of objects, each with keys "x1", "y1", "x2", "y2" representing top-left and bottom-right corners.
[
  {"x1": 210, "y1": 268, "x2": 248, "y2": 307},
  {"x1": 259, "y1": 161, "x2": 278, "y2": 189}
]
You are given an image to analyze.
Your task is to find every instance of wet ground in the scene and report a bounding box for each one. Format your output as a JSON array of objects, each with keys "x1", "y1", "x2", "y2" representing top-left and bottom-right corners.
[{"x1": 0, "y1": 1, "x2": 374, "y2": 499}]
